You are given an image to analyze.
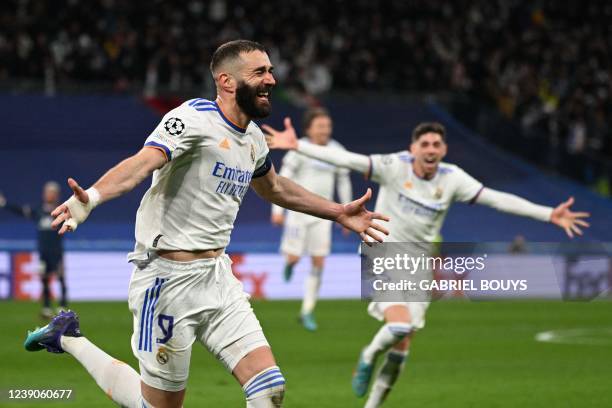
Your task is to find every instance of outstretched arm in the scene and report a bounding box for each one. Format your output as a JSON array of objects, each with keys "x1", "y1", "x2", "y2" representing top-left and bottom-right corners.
[
  {"x1": 251, "y1": 166, "x2": 389, "y2": 243},
  {"x1": 51, "y1": 147, "x2": 167, "y2": 234},
  {"x1": 475, "y1": 188, "x2": 590, "y2": 238},
  {"x1": 263, "y1": 118, "x2": 371, "y2": 175}
]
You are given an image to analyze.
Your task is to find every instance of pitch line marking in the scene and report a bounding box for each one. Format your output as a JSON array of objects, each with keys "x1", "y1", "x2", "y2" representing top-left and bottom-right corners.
[{"x1": 535, "y1": 328, "x2": 612, "y2": 346}]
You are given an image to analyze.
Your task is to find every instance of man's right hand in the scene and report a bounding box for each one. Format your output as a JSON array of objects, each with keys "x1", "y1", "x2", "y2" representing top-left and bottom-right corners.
[
  {"x1": 271, "y1": 213, "x2": 284, "y2": 226},
  {"x1": 263, "y1": 117, "x2": 299, "y2": 150},
  {"x1": 335, "y1": 188, "x2": 390, "y2": 243},
  {"x1": 51, "y1": 178, "x2": 95, "y2": 234}
]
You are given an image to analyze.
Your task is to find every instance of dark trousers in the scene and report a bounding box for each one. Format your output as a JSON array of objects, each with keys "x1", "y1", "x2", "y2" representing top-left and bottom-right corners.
[{"x1": 40, "y1": 256, "x2": 67, "y2": 308}]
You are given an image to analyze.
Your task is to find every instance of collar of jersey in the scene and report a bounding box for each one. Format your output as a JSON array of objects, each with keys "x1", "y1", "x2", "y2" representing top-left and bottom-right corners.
[
  {"x1": 213, "y1": 101, "x2": 248, "y2": 134},
  {"x1": 409, "y1": 156, "x2": 441, "y2": 181},
  {"x1": 411, "y1": 168, "x2": 439, "y2": 181}
]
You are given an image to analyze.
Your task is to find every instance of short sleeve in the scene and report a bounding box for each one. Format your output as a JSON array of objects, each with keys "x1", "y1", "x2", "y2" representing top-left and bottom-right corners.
[
  {"x1": 452, "y1": 167, "x2": 484, "y2": 203},
  {"x1": 368, "y1": 153, "x2": 402, "y2": 185},
  {"x1": 144, "y1": 106, "x2": 199, "y2": 162}
]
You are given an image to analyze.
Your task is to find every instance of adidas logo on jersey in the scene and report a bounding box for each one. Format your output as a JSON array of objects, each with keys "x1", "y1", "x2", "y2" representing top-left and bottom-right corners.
[{"x1": 219, "y1": 138, "x2": 231, "y2": 149}]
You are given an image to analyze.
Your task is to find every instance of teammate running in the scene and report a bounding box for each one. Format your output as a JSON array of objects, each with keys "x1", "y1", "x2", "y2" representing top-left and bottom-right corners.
[
  {"x1": 23, "y1": 40, "x2": 389, "y2": 408},
  {"x1": 264, "y1": 120, "x2": 590, "y2": 408},
  {"x1": 271, "y1": 107, "x2": 352, "y2": 331}
]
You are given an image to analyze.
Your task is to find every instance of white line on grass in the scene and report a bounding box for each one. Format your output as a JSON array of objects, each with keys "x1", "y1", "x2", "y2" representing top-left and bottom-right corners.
[{"x1": 535, "y1": 328, "x2": 612, "y2": 346}]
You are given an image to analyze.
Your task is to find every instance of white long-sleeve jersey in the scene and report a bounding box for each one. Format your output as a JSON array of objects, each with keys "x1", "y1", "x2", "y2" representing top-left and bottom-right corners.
[
  {"x1": 272, "y1": 138, "x2": 352, "y2": 225},
  {"x1": 294, "y1": 141, "x2": 553, "y2": 243}
]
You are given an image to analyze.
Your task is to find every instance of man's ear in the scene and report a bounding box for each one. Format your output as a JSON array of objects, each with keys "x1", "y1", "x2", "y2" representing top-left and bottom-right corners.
[{"x1": 217, "y1": 72, "x2": 236, "y2": 93}]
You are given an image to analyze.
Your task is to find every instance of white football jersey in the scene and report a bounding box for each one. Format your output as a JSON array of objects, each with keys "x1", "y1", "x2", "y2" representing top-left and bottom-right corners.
[
  {"x1": 272, "y1": 138, "x2": 352, "y2": 225},
  {"x1": 128, "y1": 98, "x2": 270, "y2": 261},
  {"x1": 368, "y1": 151, "x2": 483, "y2": 243}
]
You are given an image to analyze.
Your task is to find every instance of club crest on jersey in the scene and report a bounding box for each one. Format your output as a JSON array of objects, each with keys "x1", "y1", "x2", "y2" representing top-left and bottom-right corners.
[
  {"x1": 250, "y1": 144, "x2": 255, "y2": 163},
  {"x1": 163, "y1": 117, "x2": 185, "y2": 137},
  {"x1": 156, "y1": 347, "x2": 169, "y2": 365},
  {"x1": 434, "y1": 187, "x2": 443, "y2": 199}
]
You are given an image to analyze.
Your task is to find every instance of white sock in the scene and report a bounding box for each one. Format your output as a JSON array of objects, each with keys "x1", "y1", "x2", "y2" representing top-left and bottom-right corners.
[
  {"x1": 300, "y1": 266, "x2": 323, "y2": 315},
  {"x1": 362, "y1": 323, "x2": 412, "y2": 364},
  {"x1": 364, "y1": 350, "x2": 408, "y2": 408},
  {"x1": 243, "y1": 366, "x2": 285, "y2": 407},
  {"x1": 61, "y1": 336, "x2": 143, "y2": 408}
]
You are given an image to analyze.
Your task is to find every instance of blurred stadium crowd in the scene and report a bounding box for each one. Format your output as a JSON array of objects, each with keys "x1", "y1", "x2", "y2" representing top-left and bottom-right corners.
[{"x1": 1, "y1": 0, "x2": 611, "y2": 192}]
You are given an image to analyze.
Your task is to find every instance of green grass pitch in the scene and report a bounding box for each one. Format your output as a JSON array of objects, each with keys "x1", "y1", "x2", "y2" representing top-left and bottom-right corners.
[{"x1": 1, "y1": 299, "x2": 611, "y2": 407}]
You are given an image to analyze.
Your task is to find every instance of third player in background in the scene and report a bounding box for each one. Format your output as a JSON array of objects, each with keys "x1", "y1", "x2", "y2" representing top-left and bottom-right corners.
[{"x1": 271, "y1": 108, "x2": 352, "y2": 331}]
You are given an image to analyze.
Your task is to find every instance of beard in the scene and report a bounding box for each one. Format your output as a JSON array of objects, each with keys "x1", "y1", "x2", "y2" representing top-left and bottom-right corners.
[{"x1": 236, "y1": 81, "x2": 272, "y2": 119}]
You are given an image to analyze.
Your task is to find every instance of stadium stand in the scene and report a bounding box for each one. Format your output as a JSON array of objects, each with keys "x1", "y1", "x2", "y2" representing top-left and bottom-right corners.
[{"x1": 1, "y1": 0, "x2": 611, "y2": 191}]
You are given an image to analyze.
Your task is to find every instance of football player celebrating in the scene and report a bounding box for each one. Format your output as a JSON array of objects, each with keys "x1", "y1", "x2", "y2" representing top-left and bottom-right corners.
[
  {"x1": 24, "y1": 40, "x2": 389, "y2": 408},
  {"x1": 265, "y1": 119, "x2": 590, "y2": 408}
]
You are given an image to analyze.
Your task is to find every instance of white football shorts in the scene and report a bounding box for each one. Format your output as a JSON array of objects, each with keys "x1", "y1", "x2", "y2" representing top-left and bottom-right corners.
[
  {"x1": 280, "y1": 214, "x2": 332, "y2": 257},
  {"x1": 128, "y1": 253, "x2": 269, "y2": 391}
]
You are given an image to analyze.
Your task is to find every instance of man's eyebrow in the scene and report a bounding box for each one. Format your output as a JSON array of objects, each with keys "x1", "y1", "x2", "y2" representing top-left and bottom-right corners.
[{"x1": 252, "y1": 65, "x2": 274, "y2": 72}]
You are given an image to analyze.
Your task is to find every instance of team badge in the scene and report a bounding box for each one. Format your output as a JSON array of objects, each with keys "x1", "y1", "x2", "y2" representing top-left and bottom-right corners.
[
  {"x1": 156, "y1": 347, "x2": 169, "y2": 365},
  {"x1": 250, "y1": 144, "x2": 256, "y2": 163},
  {"x1": 434, "y1": 187, "x2": 443, "y2": 199},
  {"x1": 163, "y1": 117, "x2": 185, "y2": 137}
]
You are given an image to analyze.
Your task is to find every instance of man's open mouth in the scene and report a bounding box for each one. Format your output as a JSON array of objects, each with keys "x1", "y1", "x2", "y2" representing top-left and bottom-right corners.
[{"x1": 257, "y1": 90, "x2": 270, "y2": 102}]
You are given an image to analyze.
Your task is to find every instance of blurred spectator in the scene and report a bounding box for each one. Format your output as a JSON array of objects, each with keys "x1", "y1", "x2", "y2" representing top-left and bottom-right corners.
[{"x1": 509, "y1": 235, "x2": 527, "y2": 254}]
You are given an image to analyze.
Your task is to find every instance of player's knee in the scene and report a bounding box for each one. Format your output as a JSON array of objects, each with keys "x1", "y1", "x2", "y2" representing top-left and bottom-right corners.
[
  {"x1": 243, "y1": 366, "x2": 285, "y2": 407},
  {"x1": 285, "y1": 254, "x2": 300, "y2": 266},
  {"x1": 138, "y1": 395, "x2": 182, "y2": 408},
  {"x1": 311, "y1": 256, "x2": 325, "y2": 270},
  {"x1": 392, "y1": 335, "x2": 411, "y2": 351},
  {"x1": 384, "y1": 322, "x2": 413, "y2": 341},
  {"x1": 140, "y1": 380, "x2": 186, "y2": 408}
]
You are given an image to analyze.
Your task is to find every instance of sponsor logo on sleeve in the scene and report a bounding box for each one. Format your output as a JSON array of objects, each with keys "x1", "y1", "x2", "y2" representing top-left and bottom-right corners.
[{"x1": 153, "y1": 133, "x2": 178, "y2": 149}]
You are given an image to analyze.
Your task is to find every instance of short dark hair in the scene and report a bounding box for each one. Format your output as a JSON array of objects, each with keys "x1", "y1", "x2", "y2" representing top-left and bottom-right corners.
[
  {"x1": 210, "y1": 40, "x2": 267, "y2": 75},
  {"x1": 303, "y1": 107, "x2": 331, "y2": 133},
  {"x1": 412, "y1": 122, "x2": 446, "y2": 143}
]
